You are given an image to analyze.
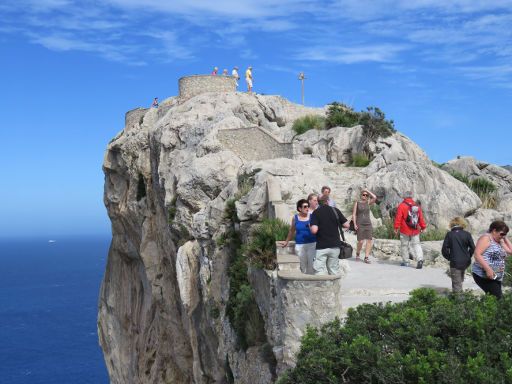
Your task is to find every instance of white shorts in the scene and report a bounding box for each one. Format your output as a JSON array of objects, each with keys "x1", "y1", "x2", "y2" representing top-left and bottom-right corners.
[{"x1": 246, "y1": 78, "x2": 253, "y2": 87}]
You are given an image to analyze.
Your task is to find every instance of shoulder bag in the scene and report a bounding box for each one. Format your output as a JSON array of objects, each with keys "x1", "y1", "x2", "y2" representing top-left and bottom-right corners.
[{"x1": 331, "y1": 207, "x2": 353, "y2": 259}]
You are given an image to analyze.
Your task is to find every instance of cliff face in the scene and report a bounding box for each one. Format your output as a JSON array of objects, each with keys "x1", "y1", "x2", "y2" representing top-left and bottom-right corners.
[{"x1": 99, "y1": 92, "x2": 506, "y2": 383}]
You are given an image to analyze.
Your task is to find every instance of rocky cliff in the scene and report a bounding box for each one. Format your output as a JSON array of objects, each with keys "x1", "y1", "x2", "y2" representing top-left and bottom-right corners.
[{"x1": 99, "y1": 91, "x2": 511, "y2": 383}]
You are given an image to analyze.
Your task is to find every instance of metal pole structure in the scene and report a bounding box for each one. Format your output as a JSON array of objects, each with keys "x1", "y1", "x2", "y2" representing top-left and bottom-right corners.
[{"x1": 298, "y1": 72, "x2": 305, "y2": 105}]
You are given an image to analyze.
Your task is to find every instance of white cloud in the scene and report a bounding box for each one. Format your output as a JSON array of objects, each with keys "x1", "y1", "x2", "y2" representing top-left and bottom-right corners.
[{"x1": 295, "y1": 44, "x2": 410, "y2": 64}]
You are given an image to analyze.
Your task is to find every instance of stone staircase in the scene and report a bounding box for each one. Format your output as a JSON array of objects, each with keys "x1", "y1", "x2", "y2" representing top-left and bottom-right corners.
[{"x1": 268, "y1": 163, "x2": 366, "y2": 223}]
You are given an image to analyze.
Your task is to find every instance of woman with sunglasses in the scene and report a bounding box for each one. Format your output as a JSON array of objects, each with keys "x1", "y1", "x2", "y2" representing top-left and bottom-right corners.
[
  {"x1": 352, "y1": 188, "x2": 377, "y2": 263},
  {"x1": 472, "y1": 220, "x2": 512, "y2": 299},
  {"x1": 280, "y1": 199, "x2": 316, "y2": 274}
]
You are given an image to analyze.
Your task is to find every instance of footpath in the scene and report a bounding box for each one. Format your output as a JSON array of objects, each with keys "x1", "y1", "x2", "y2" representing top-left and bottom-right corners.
[{"x1": 340, "y1": 257, "x2": 481, "y2": 316}]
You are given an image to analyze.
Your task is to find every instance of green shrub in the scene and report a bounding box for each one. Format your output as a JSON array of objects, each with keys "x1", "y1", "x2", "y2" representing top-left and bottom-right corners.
[
  {"x1": 292, "y1": 115, "x2": 326, "y2": 135},
  {"x1": 245, "y1": 219, "x2": 290, "y2": 269},
  {"x1": 358, "y1": 106, "x2": 396, "y2": 141},
  {"x1": 325, "y1": 102, "x2": 360, "y2": 129},
  {"x1": 421, "y1": 227, "x2": 447, "y2": 241},
  {"x1": 448, "y1": 170, "x2": 470, "y2": 184},
  {"x1": 373, "y1": 218, "x2": 397, "y2": 239},
  {"x1": 349, "y1": 152, "x2": 371, "y2": 167},
  {"x1": 226, "y1": 245, "x2": 266, "y2": 349},
  {"x1": 448, "y1": 172, "x2": 498, "y2": 209},
  {"x1": 504, "y1": 256, "x2": 512, "y2": 287},
  {"x1": 223, "y1": 199, "x2": 271, "y2": 351},
  {"x1": 236, "y1": 168, "x2": 261, "y2": 198},
  {"x1": 469, "y1": 177, "x2": 498, "y2": 209},
  {"x1": 370, "y1": 202, "x2": 382, "y2": 219},
  {"x1": 278, "y1": 289, "x2": 512, "y2": 384}
]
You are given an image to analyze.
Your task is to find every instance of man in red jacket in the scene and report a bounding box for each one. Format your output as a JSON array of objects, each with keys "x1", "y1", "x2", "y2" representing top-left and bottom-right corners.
[{"x1": 394, "y1": 191, "x2": 427, "y2": 269}]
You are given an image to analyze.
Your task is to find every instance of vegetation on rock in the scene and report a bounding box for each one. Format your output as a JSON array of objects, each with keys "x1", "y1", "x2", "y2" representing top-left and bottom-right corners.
[
  {"x1": 245, "y1": 219, "x2": 290, "y2": 270},
  {"x1": 278, "y1": 289, "x2": 512, "y2": 384},
  {"x1": 325, "y1": 103, "x2": 360, "y2": 129},
  {"x1": 349, "y1": 152, "x2": 371, "y2": 167},
  {"x1": 448, "y1": 171, "x2": 498, "y2": 209},
  {"x1": 292, "y1": 115, "x2": 326, "y2": 135},
  {"x1": 373, "y1": 218, "x2": 446, "y2": 241}
]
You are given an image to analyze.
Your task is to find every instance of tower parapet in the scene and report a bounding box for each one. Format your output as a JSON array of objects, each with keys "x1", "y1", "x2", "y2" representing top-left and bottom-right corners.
[{"x1": 178, "y1": 75, "x2": 236, "y2": 100}]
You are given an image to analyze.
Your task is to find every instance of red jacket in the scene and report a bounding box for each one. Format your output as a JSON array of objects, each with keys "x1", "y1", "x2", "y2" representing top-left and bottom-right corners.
[{"x1": 394, "y1": 198, "x2": 427, "y2": 236}]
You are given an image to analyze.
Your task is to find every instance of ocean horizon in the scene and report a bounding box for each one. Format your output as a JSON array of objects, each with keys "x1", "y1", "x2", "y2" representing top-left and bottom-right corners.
[{"x1": 0, "y1": 235, "x2": 110, "y2": 383}]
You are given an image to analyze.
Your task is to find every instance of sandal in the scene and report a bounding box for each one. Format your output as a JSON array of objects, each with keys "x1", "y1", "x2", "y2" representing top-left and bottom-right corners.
[
  {"x1": 364, "y1": 257, "x2": 371, "y2": 264},
  {"x1": 355, "y1": 253, "x2": 361, "y2": 261}
]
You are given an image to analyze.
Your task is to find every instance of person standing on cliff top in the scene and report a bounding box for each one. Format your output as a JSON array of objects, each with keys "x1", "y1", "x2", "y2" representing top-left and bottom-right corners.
[
  {"x1": 232, "y1": 66, "x2": 240, "y2": 89},
  {"x1": 309, "y1": 194, "x2": 350, "y2": 275},
  {"x1": 394, "y1": 191, "x2": 427, "y2": 269},
  {"x1": 151, "y1": 97, "x2": 159, "y2": 108},
  {"x1": 212, "y1": 67, "x2": 218, "y2": 75},
  {"x1": 245, "y1": 66, "x2": 253, "y2": 93}
]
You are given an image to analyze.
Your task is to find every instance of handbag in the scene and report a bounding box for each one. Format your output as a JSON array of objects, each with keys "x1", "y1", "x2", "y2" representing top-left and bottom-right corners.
[{"x1": 331, "y1": 207, "x2": 353, "y2": 259}]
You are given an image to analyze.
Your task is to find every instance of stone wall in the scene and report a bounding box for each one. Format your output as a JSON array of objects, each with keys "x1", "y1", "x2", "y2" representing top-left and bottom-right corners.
[
  {"x1": 179, "y1": 75, "x2": 236, "y2": 100},
  {"x1": 218, "y1": 127, "x2": 293, "y2": 161},
  {"x1": 125, "y1": 107, "x2": 148, "y2": 133}
]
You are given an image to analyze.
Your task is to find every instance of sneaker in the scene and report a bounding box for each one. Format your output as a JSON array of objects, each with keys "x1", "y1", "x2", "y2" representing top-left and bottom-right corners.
[
  {"x1": 400, "y1": 262, "x2": 409, "y2": 267},
  {"x1": 416, "y1": 260, "x2": 423, "y2": 269}
]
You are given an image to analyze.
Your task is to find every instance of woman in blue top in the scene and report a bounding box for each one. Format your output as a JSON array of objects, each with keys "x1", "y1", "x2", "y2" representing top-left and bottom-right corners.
[
  {"x1": 472, "y1": 221, "x2": 512, "y2": 299},
  {"x1": 280, "y1": 199, "x2": 317, "y2": 274}
]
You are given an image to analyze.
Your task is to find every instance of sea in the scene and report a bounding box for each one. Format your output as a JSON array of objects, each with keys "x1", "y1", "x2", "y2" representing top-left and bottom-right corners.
[{"x1": 0, "y1": 236, "x2": 111, "y2": 384}]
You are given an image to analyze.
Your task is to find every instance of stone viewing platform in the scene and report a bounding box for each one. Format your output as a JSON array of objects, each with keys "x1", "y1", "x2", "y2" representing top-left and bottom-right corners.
[{"x1": 178, "y1": 74, "x2": 236, "y2": 100}]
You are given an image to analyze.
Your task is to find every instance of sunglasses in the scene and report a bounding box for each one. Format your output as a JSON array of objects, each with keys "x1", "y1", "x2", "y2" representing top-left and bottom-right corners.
[
  {"x1": 362, "y1": 194, "x2": 368, "y2": 197},
  {"x1": 301, "y1": 205, "x2": 309, "y2": 209},
  {"x1": 499, "y1": 232, "x2": 508, "y2": 237}
]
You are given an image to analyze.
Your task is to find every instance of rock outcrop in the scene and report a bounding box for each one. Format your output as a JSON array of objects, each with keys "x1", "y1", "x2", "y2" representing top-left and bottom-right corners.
[{"x1": 99, "y1": 91, "x2": 511, "y2": 384}]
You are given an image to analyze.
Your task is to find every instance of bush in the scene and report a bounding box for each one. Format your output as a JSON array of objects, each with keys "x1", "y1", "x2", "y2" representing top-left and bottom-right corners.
[
  {"x1": 292, "y1": 115, "x2": 326, "y2": 135},
  {"x1": 504, "y1": 256, "x2": 512, "y2": 287},
  {"x1": 226, "y1": 246, "x2": 266, "y2": 350},
  {"x1": 470, "y1": 177, "x2": 498, "y2": 209},
  {"x1": 245, "y1": 219, "x2": 290, "y2": 269},
  {"x1": 358, "y1": 106, "x2": 396, "y2": 141},
  {"x1": 421, "y1": 227, "x2": 447, "y2": 241},
  {"x1": 370, "y1": 202, "x2": 382, "y2": 219},
  {"x1": 325, "y1": 102, "x2": 360, "y2": 129},
  {"x1": 448, "y1": 170, "x2": 469, "y2": 184},
  {"x1": 373, "y1": 218, "x2": 397, "y2": 239},
  {"x1": 278, "y1": 289, "x2": 512, "y2": 384},
  {"x1": 349, "y1": 152, "x2": 371, "y2": 167}
]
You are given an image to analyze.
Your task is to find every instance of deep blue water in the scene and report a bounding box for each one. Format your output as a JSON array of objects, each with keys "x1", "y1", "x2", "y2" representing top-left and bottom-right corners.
[{"x1": 0, "y1": 236, "x2": 110, "y2": 384}]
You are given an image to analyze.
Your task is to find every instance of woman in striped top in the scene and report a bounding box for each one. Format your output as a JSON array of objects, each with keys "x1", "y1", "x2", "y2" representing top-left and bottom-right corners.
[{"x1": 472, "y1": 221, "x2": 512, "y2": 299}]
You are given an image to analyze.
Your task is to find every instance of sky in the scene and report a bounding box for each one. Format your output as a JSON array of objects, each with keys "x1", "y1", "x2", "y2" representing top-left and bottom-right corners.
[{"x1": 0, "y1": 0, "x2": 511, "y2": 238}]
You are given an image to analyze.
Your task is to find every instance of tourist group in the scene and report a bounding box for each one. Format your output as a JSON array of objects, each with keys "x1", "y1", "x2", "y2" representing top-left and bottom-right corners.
[{"x1": 279, "y1": 187, "x2": 512, "y2": 299}]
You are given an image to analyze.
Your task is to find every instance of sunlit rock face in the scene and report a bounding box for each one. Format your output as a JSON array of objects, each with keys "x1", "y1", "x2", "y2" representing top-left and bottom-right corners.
[{"x1": 99, "y1": 92, "x2": 509, "y2": 383}]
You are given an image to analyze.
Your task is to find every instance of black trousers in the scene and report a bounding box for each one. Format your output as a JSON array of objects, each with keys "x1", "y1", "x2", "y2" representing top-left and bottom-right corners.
[{"x1": 473, "y1": 273, "x2": 502, "y2": 299}]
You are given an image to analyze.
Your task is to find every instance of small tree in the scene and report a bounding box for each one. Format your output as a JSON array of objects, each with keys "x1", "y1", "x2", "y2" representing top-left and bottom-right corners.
[{"x1": 325, "y1": 102, "x2": 360, "y2": 129}]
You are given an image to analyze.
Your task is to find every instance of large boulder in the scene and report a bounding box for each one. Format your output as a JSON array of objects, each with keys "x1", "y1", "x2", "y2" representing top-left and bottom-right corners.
[
  {"x1": 442, "y1": 156, "x2": 512, "y2": 213},
  {"x1": 362, "y1": 161, "x2": 481, "y2": 229}
]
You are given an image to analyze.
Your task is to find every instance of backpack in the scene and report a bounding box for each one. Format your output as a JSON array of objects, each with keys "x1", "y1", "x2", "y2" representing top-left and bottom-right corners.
[{"x1": 404, "y1": 202, "x2": 419, "y2": 229}]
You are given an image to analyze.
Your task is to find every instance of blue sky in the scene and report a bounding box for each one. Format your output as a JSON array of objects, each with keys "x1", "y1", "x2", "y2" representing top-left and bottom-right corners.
[{"x1": 1, "y1": 0, "x2": 511, "y2": 237}]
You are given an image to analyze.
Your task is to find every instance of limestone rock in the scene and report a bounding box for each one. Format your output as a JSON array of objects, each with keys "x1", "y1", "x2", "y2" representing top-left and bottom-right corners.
[
  {"x1": 442, "y1": 156, "x2": 512, "y2": 213},
  {"x1": 363, "y1": 161, "x2": 481, "y2": 229},
  {"x1": 99, "y1": 90, "x2": 512, "y2": 384}
]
